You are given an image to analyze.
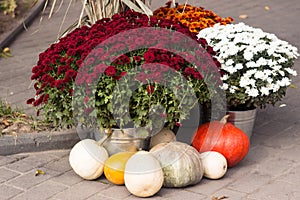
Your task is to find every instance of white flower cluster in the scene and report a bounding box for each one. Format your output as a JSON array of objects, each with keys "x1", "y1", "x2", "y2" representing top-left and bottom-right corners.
[{"x1": 197, "y1": 23, "x2": 299, "y2": 98}]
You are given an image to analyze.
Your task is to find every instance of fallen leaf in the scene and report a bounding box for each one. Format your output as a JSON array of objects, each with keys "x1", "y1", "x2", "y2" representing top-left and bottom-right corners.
[
  {"x1": 265, "y1": 6, "x2": 270, "y2": 11},
  {"x1": 239, "y1": 14, "x2": 248, "y2": 19},
  {"x1": 1, "y1": 118, "x2": 10, "y2": 126},
  {"x1": 212, "y1": 196, "x2": 228, "y2": 200},
  {"x1": 0, "y1": 47, "x2": 12, "y2": 58},
  {"x1": 289, "y1": 84, "x2": 298, "y2": 89},
  {"x1": 20, "y1": 114, "x2": 28, "y2": 118},
  {"x1": 279, "y1": 104, "x2": 287, "y2": 108},
  {"x1": 3, "y1": 47, "x2": 10, "y2": 53},
  {"x1": 35, "y1": 169, "x2": 45, "y2": 176},
  {"x1": 1, "y1": 123, "x2": 19, "y2": 134}
]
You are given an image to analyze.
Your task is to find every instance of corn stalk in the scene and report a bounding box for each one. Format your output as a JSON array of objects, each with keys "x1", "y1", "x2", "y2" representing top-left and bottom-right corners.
[
  {"x1": 52, "y1": 0, "x2": 152, "y2": 39},
  {"x1": 78, "y1": 0, "x2": 151, "y2": 25},
  {"x1": 79, "y1": 0, "x2": 124, "y2": 25}
]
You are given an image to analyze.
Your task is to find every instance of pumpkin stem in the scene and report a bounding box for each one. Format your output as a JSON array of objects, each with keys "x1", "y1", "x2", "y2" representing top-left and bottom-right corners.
[{"x1": 220, "y1": 115, "x2": 230, "y2": 124}]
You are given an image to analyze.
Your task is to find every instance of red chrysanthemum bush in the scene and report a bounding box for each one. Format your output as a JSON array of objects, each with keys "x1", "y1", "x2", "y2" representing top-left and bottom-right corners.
[{"x1": 28, "y1": 10, "x2": 222, "y2": 129}]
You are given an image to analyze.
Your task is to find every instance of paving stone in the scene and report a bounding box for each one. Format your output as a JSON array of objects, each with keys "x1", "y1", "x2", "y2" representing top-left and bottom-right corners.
[
  {"x1": 0, "y1": 71, "x2": 28, "y2": 86},
  {"x1": 0, "y1": 184, "x2": 23, "y2": 200},
  {"x1": 157, "y1": 188, "x2": 206, "y2": 199},
  {"x1": 211, "y1": 188, "x2": 248, "y2": 200},
  {"x1": 0, "y1": 81, "x2": 29, "y2": 98},
  {"x1": 124, "y1": 194, "x2": 165, "y2": 200},
  {"x1": 227, "y1": 144, "x2": 289, "y2": 177},
  {"x1": 276, "y1": 164, "x2": 300, "y2": 184},
  {"x1": 48, "y1": 198, "x2": 63, "y2": 200},
  {"x1": 186, "y1": 177, "x2": 234, "y2": 196},
  {"x1": 254, "y1": 112, "x2": 275, "y2": 130},
  {"x1": 10, "y1": 180, "x2": 67, "y2": 200},
  {"x1": 6, "y1": 154, "x2": 28, "y2": 161},
  {"x1": 5, "y1": 152, "x2": 58, "y2": 173},
  {"x1": 250, "y1": 132, "x2": 272, "y2": 148},
  {"x1": 0, "y1": 167, "x2": 21, "y2": 184},
  {"x1": 253, "y1": 120, "x2": 292, "y2": 136},
  {"x1": 24, "y1": 150, "x2": 67, "y2": 163},
  {"x1": 7, "y1": 168, "x2": 61, "y2": 190},
  {"x1": 0, "y1": 75, "x2": 29, "y2": 88},
  {"x1": 50, "y1": 149, "x2": 71, "y2": 159},
  {"x1": 155, "y1": 188, "x2": 178, "y2": 197},
  {"x1": 247, "y1": 179, "x2": 299, "y2": 200},
  {"x1": 3, "y1": 159, "x2": 34, "y2": 173},
  {"x1": 223, "y1": 158, "x2": 257, "y2": 180},
  {"x1": 227, "y1": 172, "x2": 272, "y2": 194},
  {"x1": 237, "y1": 145, "x2": 269, "y2": 166},
  {"x1": 92, "y1": 184, "x2": 131, "y2": 199},
  {"x1": 86, "y1": 194, "x2": 116, "y2": 200},
  {"x1": 52, "y1": 180, "x2": 110, "y2": 200},
  {"x1": 275, "y1": 107, "x2": 300, "y2": 124},
  {"x1": 44, "y1": 155, "x2": 72, "y2": 173},
  {"x1": 279, "y1": 145, "x2": 300, "y2": 162},
  {"x1": 50, "y1": 170, "x2": 83, "y2": 186},
  {"x1": 262, "y1": 128, "x2": 300, "y2": 150},
  {"x1": 5, "y1": 90, "x2": 34, "y2": 109},
  {"x1": 87, "y1": 185, "x2": 131, "y2": 200},
  {"x1": 255, "y1": 157, "x2": 295, "y2": 179},
  {"x1": 0, "y1": 156, "x2": 15, "y2": 166}
]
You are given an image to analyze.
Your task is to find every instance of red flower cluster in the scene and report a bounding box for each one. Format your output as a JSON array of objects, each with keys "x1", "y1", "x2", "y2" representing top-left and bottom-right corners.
[{"x1": 27, "y1": 9, "x2": 221, "y2": 128}]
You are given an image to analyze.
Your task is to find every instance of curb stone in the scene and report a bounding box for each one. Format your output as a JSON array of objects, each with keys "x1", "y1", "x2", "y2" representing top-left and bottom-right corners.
[
  {"x1": 0, "y1": 0, "x2": 80, "y2": 156},
  {"x1": 0, "y1": 0, "x2": 47, "y2": 50},
  {"x1": 0, "y1": 129, "x2": 80, "y2": 155}
]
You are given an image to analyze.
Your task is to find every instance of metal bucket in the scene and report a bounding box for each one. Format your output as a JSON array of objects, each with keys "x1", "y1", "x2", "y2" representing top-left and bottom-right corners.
[
  {"x1": 226, "y1": 109, "x2": 257, "y2": 139},
  {"x1": 102, "y1": 128, "x2": 150, "y2": 156}
]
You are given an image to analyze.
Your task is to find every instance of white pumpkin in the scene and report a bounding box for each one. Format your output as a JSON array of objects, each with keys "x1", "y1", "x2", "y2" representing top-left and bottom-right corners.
[
  {"x1": 150, "y1": 128, "x2": 176, "y2": 148},
  {"x1": 199, "y1": 151, "x2": 227, "y2": 179},
  {"x1": 124, "y1": 151, "x2": 163, "y2": 197},
  {"x1": 69, "y1": 139, "x2": 109, "y2": 180}
]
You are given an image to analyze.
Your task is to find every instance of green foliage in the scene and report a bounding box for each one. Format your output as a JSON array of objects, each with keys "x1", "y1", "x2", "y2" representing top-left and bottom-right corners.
[
  {"x1": 0, "y1": 99, "x2": 16, "y2": 116},
  {"x1": 0, "y1": 0, "x2": 17, "y2": 17}
]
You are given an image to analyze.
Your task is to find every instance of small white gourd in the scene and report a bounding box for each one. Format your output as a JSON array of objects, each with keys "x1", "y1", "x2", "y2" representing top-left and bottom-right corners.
[
  {"x1": 199, "y1": 151, "x2": 227, "y2": 179},
  {"x1": 124, "y1": 151, "x2": 163, "y2": 197},
  {"x1": 69, "y1": 139, "x2": 109, "y2": 180}
]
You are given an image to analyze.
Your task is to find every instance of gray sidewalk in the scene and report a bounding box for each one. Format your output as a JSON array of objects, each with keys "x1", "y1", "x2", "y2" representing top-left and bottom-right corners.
[{"x1": 0, "y1": 0, "x2": 300, "y2": 199}]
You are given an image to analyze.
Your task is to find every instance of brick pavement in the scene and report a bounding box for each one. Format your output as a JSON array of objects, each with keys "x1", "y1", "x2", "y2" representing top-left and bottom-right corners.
[{"x1": 0, "y1": 0, "x2": 300, "y2": 199}]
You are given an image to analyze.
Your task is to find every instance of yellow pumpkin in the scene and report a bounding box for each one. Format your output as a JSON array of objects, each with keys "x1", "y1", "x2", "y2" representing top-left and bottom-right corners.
[{"x1": 104, "y1": 151, "x2": 135, "y2": 185}]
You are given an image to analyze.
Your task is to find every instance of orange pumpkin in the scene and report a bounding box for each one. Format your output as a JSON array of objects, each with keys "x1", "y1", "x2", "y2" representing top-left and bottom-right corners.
[{"x1": 192, "y1": 115, "x2": 250, "y2": 167}]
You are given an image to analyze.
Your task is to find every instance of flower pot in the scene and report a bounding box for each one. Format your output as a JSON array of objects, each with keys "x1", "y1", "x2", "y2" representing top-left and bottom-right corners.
[
  {"x1": 226, "y1": 108, "x2": 257, "y2": 139},
  {"x1": 102, "y1": 128, "x2": 150, "y2": 156}
]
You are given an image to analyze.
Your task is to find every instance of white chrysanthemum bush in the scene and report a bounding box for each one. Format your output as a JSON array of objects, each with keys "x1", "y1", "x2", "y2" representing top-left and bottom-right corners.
[{"x1": 198, "y1": 23, "x2": 299, "y2": 110}]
